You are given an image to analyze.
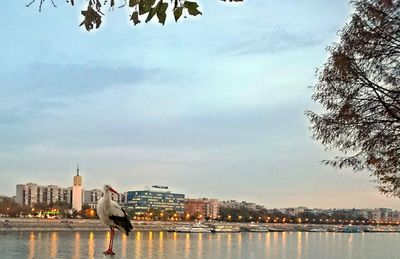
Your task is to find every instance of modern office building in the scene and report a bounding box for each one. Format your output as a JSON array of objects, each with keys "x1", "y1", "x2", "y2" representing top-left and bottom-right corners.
[{"x1": 125, "y1": 186, "x2": 185, "y2": 214}]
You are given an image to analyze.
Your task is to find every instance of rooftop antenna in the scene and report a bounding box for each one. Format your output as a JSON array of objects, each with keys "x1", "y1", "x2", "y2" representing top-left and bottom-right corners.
[{"x1": 77, "y1": 164, "x2": 80, "y2": 176}]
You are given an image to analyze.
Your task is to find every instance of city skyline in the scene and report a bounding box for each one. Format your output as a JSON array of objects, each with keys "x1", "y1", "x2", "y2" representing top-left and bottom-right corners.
[
  {"x1": 0, "y1": 1, "x2": 399, "y2": 210},
  {"x1": 12, "y1": 178, "x2": 400, "y2": 225},
  {"x1": 9, "y1": 174, "x2": 400, "y2": 211}
]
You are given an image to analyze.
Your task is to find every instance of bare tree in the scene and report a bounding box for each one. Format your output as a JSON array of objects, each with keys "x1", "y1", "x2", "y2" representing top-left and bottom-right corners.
[{"x1": 306, "y1": 0, "x2": 400, "y2": 196}]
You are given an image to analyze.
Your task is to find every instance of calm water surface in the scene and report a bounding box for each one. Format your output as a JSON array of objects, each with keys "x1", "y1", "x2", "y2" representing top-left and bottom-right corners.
[{"x1": 1, "y1": 231, "x2": 400, "y2": 259}]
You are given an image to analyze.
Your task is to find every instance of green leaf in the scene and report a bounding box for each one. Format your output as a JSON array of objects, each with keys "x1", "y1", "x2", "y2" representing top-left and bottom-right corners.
[
  {"x1": 156, "y1": 1, "x2": 168, "y2": 25},
  {"x1": 145, "y1": 7, "x2": 157, "y2": 22},
  {"x1": 79, "y1": 5, "x2": 102, "y2": 31},
  {"x1": 130, "y1": 11, "x2": 141, "y2": 25},
  {"x1": 173, "y1": 6, "x2": 183, "y2": 22},
  {"x1": 129, "y1": 0, "x2": 140, "y2": 7},
  {"x1": 184, "y1": 1, "x2": 202, "y2": 16},
  {"x1": 139, "y1": 0, "x2": 156, "y2": 15}
]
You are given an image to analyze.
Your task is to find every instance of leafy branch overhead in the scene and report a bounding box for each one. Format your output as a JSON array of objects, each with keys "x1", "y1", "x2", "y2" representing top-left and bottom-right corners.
[{"x1": 26, "y1": 0, "x2": 243, "y2": 31}]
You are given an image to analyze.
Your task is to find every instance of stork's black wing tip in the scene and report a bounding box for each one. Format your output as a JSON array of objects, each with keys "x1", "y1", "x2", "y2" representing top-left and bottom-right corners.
[{"x1": 110, "y1": 208, "x2": 133, "y2": 235}]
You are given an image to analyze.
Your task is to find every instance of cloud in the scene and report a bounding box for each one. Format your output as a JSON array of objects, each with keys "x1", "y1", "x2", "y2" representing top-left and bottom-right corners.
[
  {"x1": 7, "y1": 63, "x2": 173, "y2": 97},
  {"x1": 0, "y1": 62, "x2": 181, "y2": 140},
  {"x1": 219, "y1": 25, "x2": 324, "y2": 56}
]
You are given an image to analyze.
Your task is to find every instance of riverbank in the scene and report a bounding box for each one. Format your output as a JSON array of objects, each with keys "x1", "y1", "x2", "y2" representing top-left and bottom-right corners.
[
  {"x1": 0, "y1": 218, "x2": 167, "y2": 232},
  {"x1": 1, "y1": 218, "x2": 399, "y2": 233},
  {"x1": 0, "y1": 219, "x2": 297, "y2": 232}
]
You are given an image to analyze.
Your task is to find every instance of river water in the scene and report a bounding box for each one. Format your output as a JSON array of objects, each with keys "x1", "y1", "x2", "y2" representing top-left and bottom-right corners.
[{"x1": 1, "y1": 231, "x2": 399, "y2": 259}]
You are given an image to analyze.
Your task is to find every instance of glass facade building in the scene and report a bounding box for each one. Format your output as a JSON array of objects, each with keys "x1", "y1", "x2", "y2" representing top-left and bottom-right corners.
[{"x1": 126, "y1": 190, "x2": 185, "y2": 214}]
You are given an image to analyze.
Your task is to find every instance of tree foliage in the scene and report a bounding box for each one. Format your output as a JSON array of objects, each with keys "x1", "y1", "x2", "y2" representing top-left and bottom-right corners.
[
  {"x1": 26, "y1": 0, "x2": 243, "y2": 31},
  {"x1": 306, "y1": 0, "x2": 400, "y2": 196}
]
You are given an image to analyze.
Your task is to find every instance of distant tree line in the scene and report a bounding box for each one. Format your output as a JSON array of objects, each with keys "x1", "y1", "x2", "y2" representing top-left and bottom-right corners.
[
  {"x1": 0, "y1": 199, "x2": 77, "y2": 218},
  {"x1": 218, "y1": 207, "x2": 369, "y2": 224}
]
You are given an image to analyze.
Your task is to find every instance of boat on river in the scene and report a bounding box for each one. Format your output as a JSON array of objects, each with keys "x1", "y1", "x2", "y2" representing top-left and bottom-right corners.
[
  {"x1": 170, "y1": 223, "x2": 212, "y2": 233},
  {"x1": 268, "y1": 227, "x2": 285, "y2": 232},
  {"x1": 364, "y1": 226, "x2": 397, "y2": 233},
  {"x1": 211, "y1": 224, "x2": 241, "y2": 233},
  {"x1": 341, "y1": 226, "x2": 363, "y2": 233},
  {"x1": 241, "y1": 224, "x2": 269, "y2": 232},
  {"x1": 308, "y1": 227, "x2": 327, "y2": 232}
]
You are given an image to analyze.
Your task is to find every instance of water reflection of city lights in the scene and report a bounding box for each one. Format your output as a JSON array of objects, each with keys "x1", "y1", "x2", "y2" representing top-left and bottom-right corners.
[
  {"x1": 282, "y1": 232, "x2": 287, "y2": 248},
  {"x1": 73, "y1": 232, "x2": 80, "y2": 259},
  {"x1": 197, "y1": 234, "x2": 203, "y2": 257},
  {"x1": 238, "y1": 233, "x2": 242, "y2": 256},
  {"x1": 88, "y1": 232, "x2": 95, "y2": 259},
  {"x1": 104, "y1": 232, "x2": 110, "y2": 252},
  {"x1": 135, "y1": 232, "x2": 142, "y2": 258},
  {"x1": 28, "y1": 232, "x2": 35, "y2": 259},
  {"x1": 159, "y1": 231, "x2": 164, "y2": 251},
  {"x1": 148, "y1": 231, "x2": 153, "y2": 257},
  {"x1": 50, "y1": 232, "x2": 58, "y2": 258},
  {"x1": 121, "y1": 232, "x2": 127, "y2": 257},
  {"x1": 227, "y1": 234, "x2": 232, "y2": 258},
  {"x1": 297, "y1": 232, "x2": 302, "y2": 257},
  {"x1": 265, "y1": 232, "x2": 271, "y2": 257},
  {"x1": 185, "y1": 233, "x2": 191, "y2": 257}
]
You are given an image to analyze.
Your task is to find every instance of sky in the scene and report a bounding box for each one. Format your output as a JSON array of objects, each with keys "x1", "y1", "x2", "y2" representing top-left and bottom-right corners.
[{"x1": 0, "y1": 0, "x2": 399, "y2": 210}]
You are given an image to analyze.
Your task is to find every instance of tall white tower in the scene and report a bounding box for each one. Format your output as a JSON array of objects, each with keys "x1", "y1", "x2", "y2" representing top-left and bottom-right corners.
[{"x1": 72, "y1": 165, "x2": 83, "y2": 211}]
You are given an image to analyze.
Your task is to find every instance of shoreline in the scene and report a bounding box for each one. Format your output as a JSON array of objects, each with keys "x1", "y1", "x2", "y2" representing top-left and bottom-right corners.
[
  {"x1": 0, "y1": 218, "x2": 298, "y2": 232},
  {"x1": 1, "y1": 218, "x2": 398, "y2": 233},
  {"x1": 0, "y1": 218, "x2": 167, "y2": 232}
]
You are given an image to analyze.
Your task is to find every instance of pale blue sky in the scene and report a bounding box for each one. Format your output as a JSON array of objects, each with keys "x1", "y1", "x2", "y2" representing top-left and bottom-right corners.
[{"x1": 0, "y1": 0, "x2": 398, "y2": 209}]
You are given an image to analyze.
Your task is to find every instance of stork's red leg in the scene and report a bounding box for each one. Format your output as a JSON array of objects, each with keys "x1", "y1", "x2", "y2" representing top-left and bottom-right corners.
[
  {"x1": 110, "y1": 227, "x2": 115, "y2": 251},
  {"x1": 103, "y1": 226, "x2": 116, "y2": 255}
]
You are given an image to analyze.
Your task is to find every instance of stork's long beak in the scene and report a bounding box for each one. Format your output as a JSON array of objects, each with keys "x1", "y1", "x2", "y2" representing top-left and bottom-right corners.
[{"x1": 109, "y1": 187, "x2": 119, "y2": 195}]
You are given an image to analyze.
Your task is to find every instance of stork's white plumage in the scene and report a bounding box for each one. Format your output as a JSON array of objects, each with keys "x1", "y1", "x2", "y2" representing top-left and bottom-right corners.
[{"x1": 97, "y1": 184, "x2": 133, "y2": 255}]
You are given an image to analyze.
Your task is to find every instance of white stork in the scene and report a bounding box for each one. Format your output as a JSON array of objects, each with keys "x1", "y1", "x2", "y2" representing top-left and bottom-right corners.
[{"x1": 97, "y1": 184, "x2": 133, "y2": 255}]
